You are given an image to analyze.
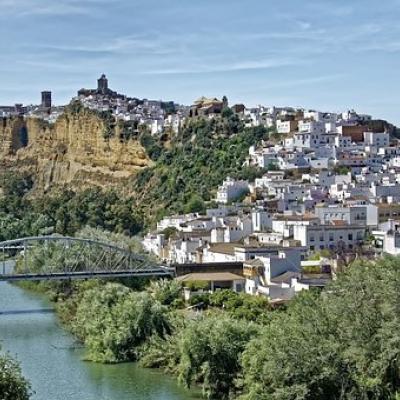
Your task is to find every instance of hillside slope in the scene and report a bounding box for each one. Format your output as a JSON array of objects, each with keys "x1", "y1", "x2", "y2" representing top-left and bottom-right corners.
[{"x1": 131, "y1": 112, "x2": 270, "y2": 224}]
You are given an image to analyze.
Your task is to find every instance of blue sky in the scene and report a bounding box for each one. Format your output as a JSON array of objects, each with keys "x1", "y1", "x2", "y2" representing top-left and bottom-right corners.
[{"x1": 0, "y1": 0, "x2": 399, "y2": 123}]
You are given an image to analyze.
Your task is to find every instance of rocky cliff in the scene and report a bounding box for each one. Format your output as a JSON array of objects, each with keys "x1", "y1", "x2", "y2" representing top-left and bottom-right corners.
[{"x1": 0, "y1": 105, "x2": 152, "y2": 191}]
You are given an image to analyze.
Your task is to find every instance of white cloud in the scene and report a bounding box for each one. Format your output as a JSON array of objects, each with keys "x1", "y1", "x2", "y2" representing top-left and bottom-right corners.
[
  {"x1": 263, "y1": 74, "x2": 346, "y2": 89},
  {"x1": 143, "y1": 58, "x2": 300, "y2": 75},
  {"x1": 304, "y1": 2, "x2": 354, "y2": 17},
  {"x1": 0, "y1": 0, "x2": 111, "y2": 16},
  {"x1": 298, "y1": 21, "x2": 312, "y2": 30},
  {"x1": 30, "y1": 34, "x2": 177, "y2": 58},
  {"x1": 357, "y1": 40, "x2": 400, "y2": 53}
]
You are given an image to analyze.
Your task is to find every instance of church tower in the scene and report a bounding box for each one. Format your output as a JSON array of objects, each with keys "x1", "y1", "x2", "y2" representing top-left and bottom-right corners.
[{"x1": 97, "y1": 74, "x2": 109, "y2": 94}]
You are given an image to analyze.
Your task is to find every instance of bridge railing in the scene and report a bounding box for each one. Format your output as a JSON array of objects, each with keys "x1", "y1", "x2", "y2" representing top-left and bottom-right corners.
[{"x1": 0, "y1": 236, "x2": 174, "y2": 281}]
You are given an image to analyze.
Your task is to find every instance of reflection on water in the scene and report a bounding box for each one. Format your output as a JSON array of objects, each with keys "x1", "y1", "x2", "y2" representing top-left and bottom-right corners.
[{"x1": 0, "y1": 281, "x2": 199, "y2": 400}]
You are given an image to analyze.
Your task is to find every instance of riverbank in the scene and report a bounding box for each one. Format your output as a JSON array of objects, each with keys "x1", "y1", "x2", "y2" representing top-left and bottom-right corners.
[
  {"x1": 47, "y1": 279, "x2": 272, "y2": 399},
  {"x1": 15, "y1": 277, "x2": 272, "y2": 399},
  {"x1": 0, "y1": 281, "x2": 200, "y2": 400},
  {"x1": 4, "y1": 256, "x2": 400, "y2": 399}
]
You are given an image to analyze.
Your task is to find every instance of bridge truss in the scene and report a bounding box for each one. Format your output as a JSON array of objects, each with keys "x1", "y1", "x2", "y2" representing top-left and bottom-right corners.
[{"x1": 0, "y1": 236, "x2": 174, "y2": 281}]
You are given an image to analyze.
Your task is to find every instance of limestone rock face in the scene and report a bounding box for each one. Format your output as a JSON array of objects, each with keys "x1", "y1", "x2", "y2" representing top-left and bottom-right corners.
[{"x1": 0, "y1": 107, "x2": 152, "y2": 190}]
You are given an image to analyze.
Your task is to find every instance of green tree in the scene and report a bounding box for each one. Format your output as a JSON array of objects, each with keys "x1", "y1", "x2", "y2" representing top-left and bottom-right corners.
[
  {"x1": 161, "y1": 227, "x2": 178, "y2": 240},
  {"x1": 140, "y1": 132, "x2": 162, "y2": 161},
  {"x1": 176, "y1": 316, "x2": 258, "y2": 399},
  {"x1": 241, "y1": 257, "x2": 400, "y2": 400},
  {"x1": 221, "y1": 107, "x2": 233, "y2": 118},
  {"x1": 209, "y1": 290, "x2": 270, "y2": 323},
  {"x1": 0, "y1": 354, "x2": 31, "y2": 400},
  {"x1": 73, "y1": 283, "x2": 171, "y2": 363},
  {"x1": 147, "y1": 279, "x2": 182, "y2": 306},
  {"x1": 132, "y1": 116, "x2": 271, "y2": 225},
  {"x1": 184, "y1": 195, "x2": 206, "y2": 214},
  {"x1": 266, "y1": 162, "x2": 280, "y2": 171},
  {"x1": 333, "y1": 165, "x2": 351, "y2": 175}
]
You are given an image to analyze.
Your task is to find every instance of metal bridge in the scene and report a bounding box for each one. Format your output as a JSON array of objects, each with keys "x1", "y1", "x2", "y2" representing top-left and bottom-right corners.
[{"x1": 0, "y1": 236, "x2": 174, "y2": 281}]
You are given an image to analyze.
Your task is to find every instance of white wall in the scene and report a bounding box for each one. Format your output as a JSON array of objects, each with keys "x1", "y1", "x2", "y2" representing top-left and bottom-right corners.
[{"x1": 252, "y1": 210, "x2": 273, "y2": 232}]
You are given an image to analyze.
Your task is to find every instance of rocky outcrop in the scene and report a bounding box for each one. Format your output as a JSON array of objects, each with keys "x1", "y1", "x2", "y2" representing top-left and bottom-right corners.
[{"x1": 0, "y1": 106, "x2": 152, "y2": 191}]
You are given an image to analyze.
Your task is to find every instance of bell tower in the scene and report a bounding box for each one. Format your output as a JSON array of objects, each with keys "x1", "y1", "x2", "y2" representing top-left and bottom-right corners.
[{"x1": 97, "y1": 74, "x2": 108, "y2": 94}]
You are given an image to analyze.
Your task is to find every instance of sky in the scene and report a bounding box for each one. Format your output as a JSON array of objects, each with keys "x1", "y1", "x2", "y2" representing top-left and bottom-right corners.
[{"x1": 0, "y1": 0, "x2": 399, "y2": 123}]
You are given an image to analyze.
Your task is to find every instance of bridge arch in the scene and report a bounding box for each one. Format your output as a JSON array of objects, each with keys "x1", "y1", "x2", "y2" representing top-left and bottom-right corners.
[{"x1": 0, "y1": 236, "x2": 174, "y2": 281}]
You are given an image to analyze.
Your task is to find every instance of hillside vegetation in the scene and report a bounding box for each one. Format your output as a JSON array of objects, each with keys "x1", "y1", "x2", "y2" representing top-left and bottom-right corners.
[
  {"x1": 0, "y1": 172, "x2": 144, "y2": 240},
  {"x1": 0, "y1": 111, "x2": 271, "y2": 235},
  {"x1": 132, "y1": 112, "x2": 271, "y2": 223}
]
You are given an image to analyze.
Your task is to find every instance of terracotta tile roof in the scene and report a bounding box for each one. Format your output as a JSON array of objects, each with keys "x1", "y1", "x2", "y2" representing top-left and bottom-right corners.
[
  {"x1": 176, "y1": 272, "x2": 245, "y2": 282},
  {"x1": 243, "y1": 259, "x2": 264, "y2": 267},
  {"x1": 331, "y1": 220, "x2": 347, "y2": 226},
  {"x1": 273, "y1": 214, "x2": 318, "y2": 221},
  {"x1": 271, "y1": 271, "x2": 300, "y2": 284},
  {"x1": 208, "y1": 243, "x2": 236, "y2": 255}
]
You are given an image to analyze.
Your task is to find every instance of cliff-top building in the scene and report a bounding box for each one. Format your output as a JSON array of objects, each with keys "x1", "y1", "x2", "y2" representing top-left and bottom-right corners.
[
  {"x1": 190, "y1": 96, "x2": 225, "y2": 117},
  {"x1": 41, "y1": 91, "x2": 52, "y2": 109},
  {"x1": 97, "y1": 74, "x2": 109, "y2": 95},
  {"x1": 77, "y1": 74, "x2": 121, "y2": 98}
]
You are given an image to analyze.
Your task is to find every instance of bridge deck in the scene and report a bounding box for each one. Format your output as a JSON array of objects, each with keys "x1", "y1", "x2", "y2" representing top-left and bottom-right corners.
[{"x1": 0, "y1": 269, "x2": 175, "y2": 282}]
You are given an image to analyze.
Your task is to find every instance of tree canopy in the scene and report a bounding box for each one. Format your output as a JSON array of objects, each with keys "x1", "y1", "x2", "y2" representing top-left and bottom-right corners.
[
  {"x1": 241, "y1": 257, "x2": 400, "y2": 400},
  {"x1": 132, "y1": 115, "x2": 271, "y2": 224},
  {"x1": 0, "y1": 353, "x2": 31, "y2": 400},
  {"x1": 0, "y1": 173, "x2": 144, "y2": 241},
  {"x1": 20, "y1": 255, "x2": 400, "y2": 399},
  {"x1": 72, "y1": 282, "x2": 171, "y2": 363}
]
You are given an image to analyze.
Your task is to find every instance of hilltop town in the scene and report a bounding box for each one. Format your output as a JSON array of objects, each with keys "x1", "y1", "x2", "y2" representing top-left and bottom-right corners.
[
  {"x1": 142, "y1": 108, "x2": 400, "y2": 302},
  {"x1": 2, "y1": 75, "x2": 400, "y2": 304},
  {"x1": 4, "y1": 0, "x2": 400, "y2": 397}
]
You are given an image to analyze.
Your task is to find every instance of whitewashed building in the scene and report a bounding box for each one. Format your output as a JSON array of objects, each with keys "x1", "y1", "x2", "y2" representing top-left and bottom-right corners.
[{"x1": 216, "y1": 177, "x2": 249, "y2": 204}]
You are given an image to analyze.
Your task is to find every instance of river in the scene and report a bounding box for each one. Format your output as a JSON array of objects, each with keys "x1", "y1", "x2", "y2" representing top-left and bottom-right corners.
[{"x1": 0, "y1": 272, "x2": 199, "y2": 400}]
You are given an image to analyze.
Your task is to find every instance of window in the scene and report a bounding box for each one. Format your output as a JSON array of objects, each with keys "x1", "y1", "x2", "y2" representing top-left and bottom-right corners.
[
  {"x1": 329, "y1": 233, "x2": 334, "y2": 241},
  {"x1": 310, "y1": 235, "x2": 315, "y2": 242},
  {"x1": 348, "y1": 234, "x2": 353, "y2": 241},
  {"x1": 235, "y1": 283, "x2": 244, "y2": 292}
]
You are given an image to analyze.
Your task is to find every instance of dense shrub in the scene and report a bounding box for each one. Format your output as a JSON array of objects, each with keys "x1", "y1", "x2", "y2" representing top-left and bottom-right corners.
[
  {"x1": 240, "y1": 257, "x2": 400, "y2": 400},
  {"x1": 132, "y1": 116, "x2": 271, "y2": 222},
  {"x1": 142, "y1": 315, "x2": 258, "y2": 400},
  {"x1": 209, "y1": 290, "x2": 271, "y2": 323},
  {"x1": 0, "y1": 174, "x2": 144, "y2": 240},
  {"x1": 0, "y1": 354, "x2": 31, "y2": 400},
  {"x1": 72, "y1": 283, "x2": 171, "y2": 363},
  {"x1": 147, "y1": 279, "x2": 182, "y2": 306},
  {"x1": 26, "y1": 257, "x2": 400, "y2": 400}
]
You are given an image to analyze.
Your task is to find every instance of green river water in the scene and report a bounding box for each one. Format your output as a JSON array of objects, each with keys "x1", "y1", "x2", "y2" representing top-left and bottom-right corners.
[{"x1": 0, "y1": 278, "x2": 199, "y2": 400}]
